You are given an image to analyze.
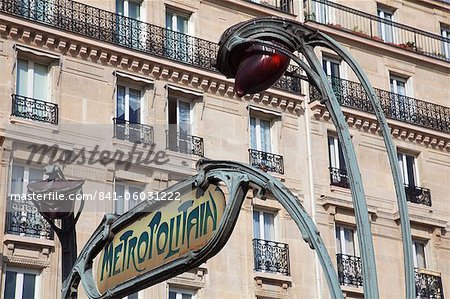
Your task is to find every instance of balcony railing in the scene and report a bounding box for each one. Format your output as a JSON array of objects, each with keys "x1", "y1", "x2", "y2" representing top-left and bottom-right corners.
[
  {"x1": 305, "y1": 0, "x2": 450, "y2": 62},
  {"x1": 113, "y1": 118, "x2": 154, "y2": 145},
  {"x1": 0, "y1": 0, "x2": 300, "y2": 94},
  {"x1": 336, "y1": 253, "x2": 363, "y2": 287},
  {"x1": 245, "y1": 0, "x2": 294, "y2": 14},
  {"x1": 253, "y1": 238, "x2": 290, "y2": 275},
  {"x1": 6, "y1": 197, "x2": 53, "y2": 239},
  {"x1": 329, "y1": 167, "x2": 349, "y2": 188},
  {"x1": 405, "y1": 185, "x2": 432, "y2": 206},
  {"x1": 310, "y1": 76, "x2": 450, "y2": 134},
  {"x1": 415, "y1": 269, "x2": 444, "y2": 299},
  {"x1": 249, "y1": 149, "x2": 284, "y2": 174},
  {"x1": 11, "y1": 94, "x2": 58, "y2": 125},
  {"x1": 166, "y1": 131, "x2": 204, "y2": 157}
]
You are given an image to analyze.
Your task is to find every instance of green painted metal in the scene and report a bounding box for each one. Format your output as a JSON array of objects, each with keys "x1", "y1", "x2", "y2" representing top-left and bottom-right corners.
[
  {"x1": 311, "y1": 33, "x2": 415, "y2": 299},
  {"x1": 61, "y1": 160, "x2": 343, "y2": 298}
]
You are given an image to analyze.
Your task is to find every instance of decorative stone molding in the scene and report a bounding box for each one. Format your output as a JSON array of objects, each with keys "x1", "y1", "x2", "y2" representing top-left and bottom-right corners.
[
  {"x1": 3, "y1": 256, "x2": 50, "y2": 269},
  {"x1": 311, "y1": 102, "x2": 450, "y2": 151},
  {"x1": 254, "y1": 271, "x2": 292, "y2": 299},
  {"x1": 0, "y1": 18, "x2": 304, "y2": 117}
]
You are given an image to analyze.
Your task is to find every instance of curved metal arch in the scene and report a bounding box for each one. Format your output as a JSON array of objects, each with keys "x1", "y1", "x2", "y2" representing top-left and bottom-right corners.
[
  {"x1": 62, "y1": 160, "x2": 345, "y2": 299},
  {"x1": 217, "y1": 17, "x2": 380, "y2": 298},
  {"x1": 307, "y1": 32, "x2": 415, "y2": 299}
]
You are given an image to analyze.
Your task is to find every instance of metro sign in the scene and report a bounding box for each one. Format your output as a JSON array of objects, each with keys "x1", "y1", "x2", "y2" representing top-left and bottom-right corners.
[{"x1": 96, "y1": 185, "x2": 225, "y2": 293}]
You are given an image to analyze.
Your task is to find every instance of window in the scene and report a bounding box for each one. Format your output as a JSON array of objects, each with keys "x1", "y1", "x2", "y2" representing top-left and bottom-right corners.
[
  {"x1": 114, "y1": 183, "x2": 144, "y2": 215},
  {"x1": 168, "y1": 287, "x2": 196, "y2": 299},
  {"x1": 115, "y1": 84, "x2": 144, "y2": 142},
  {"x1": 165, "y1": 9, "x2": 191, "y2": 62},
  {"x1": 335, "y1": 225, "x2": 357, "y2": 256},
  {"x1": 441, "y1": 25, "x2": 450, "y2": 59},
  {"x1": 168, "y1": 96, "x2": 192, "y2": 153},
  {"x1": 4, "y1": 268, "x2": 40, "y2": 299},
  {"x1": 253, "y1": 209, "x2": 275, "y2": 241},
  {"x1": 412, "y1": 239, "x2": 427, "y2": 269},
  {"x1": 16, "y1": 58, "x2": 49, "y2": 101},
  {"x1": 328, "y1": 135, "x2": 348, "y2": 187},
  {"x1": 389, "y1": 75, "x2": 414, "y2": 120},
  {"x1": 377, "y1": 6, "x2": 394, "y2": 43},
  {"x1": 116, "y1": 0, "x2": 142, "y2": 48},
  {"x1": 7, "y1": 164, "x2": 52, "y2": 238},
  {"x1": 397, "y1": 152, "x2": 417, "y2": 187},
  {"x1": 322, "y1": 56, "x2": 342, "y2": 98},
  {"x1": 250, "y1": 116, "x2": 272, "y2": 153}
]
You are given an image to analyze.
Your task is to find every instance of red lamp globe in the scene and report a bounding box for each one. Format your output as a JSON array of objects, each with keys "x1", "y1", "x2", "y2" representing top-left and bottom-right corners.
[{"x1": 234, "y1": 44, "x2": 290, "y2": 97}]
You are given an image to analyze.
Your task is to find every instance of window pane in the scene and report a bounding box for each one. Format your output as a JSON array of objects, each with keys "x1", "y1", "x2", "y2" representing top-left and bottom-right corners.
[
  {"x1": 330, "y1": 61, "x2": 340, "y2": 78},
  {"x1": 344, "y1": 228, "x2": 355, "y2": 256},
  {"x1": 128, "y1": 88, "x2": 141, "y2": 124},
  {"x1": 11, "y1": 165, "x2": 25, "y2": 195},
  {"x1": 116, "y1": 0, "x2": 124, "y2": 15},
  {"x1": 263, "y1": 212, "x2": 274, "y2": 241},
  {"x1": 328, "y1": 136, "x2": 337, "y2": 168},
  {"x1": 29, "y1": 168, "x2": 43, "y2": 183},
  {"x1": 405, "y1": 155, "x2": 416, "y2": 186},
  {"x1": 128, "y1": 292, "x2": 139, "y2": 299},
  {"x1": 177, "y1": 15, "x2": 188, "y2": 34},
  {"x1": 22, "y1": 273, "x2": 36, "y2": 299},
  {"x1": 178, "y1": 101, "x2": 190, "y2": 135},
  {"x1": 168, "y1": 291, "x2": 176, "y2": 299},
  {"x1": 128, "y1": 186, "x2": 142, "y2": 210},
  {"x1": 4, "y1": 271, "x2": 17, "y2": 299},
  {"x1": 259, "y1": 119, "x2": 271, "y2": 152},
  {"x1": 181, "y1": 294, "x2": 192, "y2": 299},
  {"x1": 252, "y1": 210, "x2": 260, "y2": 239},
  {"x1": 335, "y1": 227, "x2": 342, "y2": 254},
  {"x1": 33, "y1": 63, "x2": 48, "y2": 100},
  {"x1": 117, "y1": 86, "x2": 126, "y2": 120},
  {"x1": 414, "y1": 241, "x2": 426, "y2": 268},
  {"x1": 17, "y1": 59, "x2": 29, "y2": 97},
  {"x1": 250, "y1": 117, "x2": 256, "y2": 150},
  {"x1": 115, "y1": 184, "x2": 125, "y2": 214},
  {"x1": 397, "y1": 80, "x2": 406, "y2": 96},
  {"x1": 128, "y1": 2, "x2": 140, "y2": 19},
  {"x1": 166, "y1": 12, "x2": 173, "y2": 30}
]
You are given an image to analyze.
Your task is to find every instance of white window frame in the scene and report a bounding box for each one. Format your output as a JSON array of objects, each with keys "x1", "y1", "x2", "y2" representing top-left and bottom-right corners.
[
  {"x1": 116, "y1": 84, "x2": 144, "y2": 124},
  {"x1": 168, "y1": 96, "x2": 193, "y2": 132},
  {"x1": 16, "y1": 58, "x2": 51, "y2": 101},
  {"x1": 165, "y1": 9, "x2": 192, "y2": 35},
  {"x1": 9, "y1": 163, "x2": 43, "y2": 195},
  {"x1": 335, "y1": 224, "x2": 359, "y2": 257},
  {"x1": 328, "y1": 135, "x2": 345, "y2": 170},
  {"x1": 252, "y1": 208, "x2": 276, "y2": 241},
  {"x1": 113, "y1": 182, "x2": 144, "y2": 215},
  {"x1": 250, "y1": 116, "x2": 273, "y2": 153},
  {"x1": 441, "y1": 26, "x2": 450, "y2": 58},
  {"x1": 397, "y1": 152, "x2": 419, "y2": 187},
  {"x1": 3, "y1": 267, "x2": 42, "y2": 299},
  {"x1": 168, "y1": 287, "x2": 196, "y2": 299},
  {"x1": 377, "y1": 6, "x2": 395, "y2": 43},
  {"x1": 322, "y1": 56, "x2": 342, "y2": 78},
  {"x1": 412, "y1": 239, "x2": 427, "y2": 269},
  {"x1": 390, "y1": 75, "x2": 407, "y2": 96}
]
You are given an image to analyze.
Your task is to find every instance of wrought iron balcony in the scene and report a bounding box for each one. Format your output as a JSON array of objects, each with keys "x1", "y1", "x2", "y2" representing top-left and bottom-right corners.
[
  {"x1": 0, "y1": 0, "x2": 300, "y2": 94},
  {"x1": 336, "y1": 253, "x2": 363, "y2": 287},
  {"x1": 11, "y1": 94, "x2": 58, "y2": 125},
  {"x1": 405, "y1": 184, "x2": 432, "y2": 206},
  {"x1": 113, "y1": 118, "x2": 154, "y2": 145},
  {"x1": 310, "y1": 76, "x2": 450, "y2": 134},
  {"x1": 415, "y1": 269, "x2": 444, "y2": 299},
  {"x1": 329, "y1": 167, "x2": 349, "y2": 188},
  {"x1": 248, "y1": 149, "x2": 284, "y2": 174},
  {"x1": 305, "y1": 0, "x2": 450, "y2": 62},
  {"x1": 245, "y1": 0, "x2": 294, "y2": 14},
  {"x1": 6, "y1": 197, "x2": 53, "y2": 239},
  {"x1": 253, "y1": 238, "x2": 290, "y2": 275},
  {"x1": 166, "y1": 131, "x2": 204, "y2": 157}
]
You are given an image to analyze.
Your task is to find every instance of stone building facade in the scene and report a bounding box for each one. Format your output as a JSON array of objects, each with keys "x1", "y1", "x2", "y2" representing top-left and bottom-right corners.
[{"x1": 0, "y1": 0, "x2": 448, "y2": 298}]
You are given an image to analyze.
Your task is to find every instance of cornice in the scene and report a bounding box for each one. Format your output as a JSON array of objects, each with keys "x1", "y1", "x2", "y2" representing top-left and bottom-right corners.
[
  {"x1": 0, "y1": 16, "x2": 304, "y2": 115},
  {"x1": 311, "y1": 102, "x2": 450, "y2": 151}
]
